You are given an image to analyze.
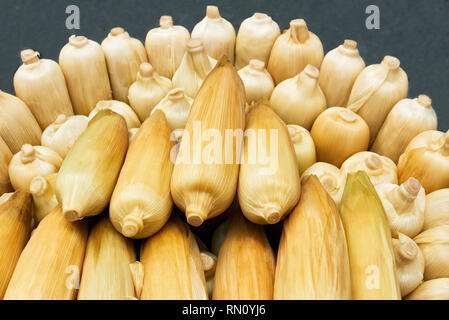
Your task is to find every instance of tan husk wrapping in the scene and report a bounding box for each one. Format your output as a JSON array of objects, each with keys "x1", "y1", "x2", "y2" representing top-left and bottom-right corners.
[
  {"x1": 318, "y1": 40, "x2": 366, "y2": 108},
  {"x1": 235, "y1": 13, "x2": 280, "y2": 70},
  {"x1": 201, "y1": 251, "x2": 217, "y2": 298},
  {"x1": 89, "y1": 100, "x2": 141, "y2": 129},
  {"x1": 311, "y1": 107, "x2": 370, "y2": 167},
  {"x1": 238, "y1": 103, "x2": 300, "y2": 225},
  {"x1": 151, "y1": 88, "x2": 194, "y2": 130},
  {"x1": 238, "y1": 60, "x2": 274, "y2": 105},
  {"x1": 405, "y1": 278, "x2": 449, "y2": 300},
  {"x1": 30, "y1": 173, "x2": 58, "y2": 225},
  {"x1": 41, "y1": 115, "x2": 89, "y2": 158},
  {"x1": 0, "y1": 136, "x2": 13, "y2": 195},
  {"x1": 274, "y1": 175, "x2": 351, "y2": 300},
  {"x1": 270, "y1": 64, "x2": 326, "y2": 130},
  {"x1": 371, "y1": 95, "x2": 437, "y2": 163},
  {"x1": 340, "y1": 171, "x2": 401, "y2": 300},
  {"x1": 341, "y1": 151, "x2": 398, "y2": 186},
  {"x1": 171, "y1": 57, "x2": 246, "y2": 227},
  {"x1": 78, "y1": 217, "x2": 137, "y2": 300},
  {"x1": 101, "y1": 27, "x2": 148, "y2": 103},
  {"x1": 213, "y1": 210, "x2": 275, "y2": 300},
  {"x1": 0, "y1": 90, "x2": 42, "y2": 153},
  {"x1": 414, "y1": 225, "x2": 449, "y2": 280},
  {"x1": 287, "y1": 125, "x2": 316, "y2": 175},
  {"x1": 0, "y1": 191, "x2": 32, "y2": 299},
  {"x1": 392, "y1": 233, "x2": 425, "y2": 297},
  {"x1": 375, "y1": 178, "x2": 425, "y2": 238},
  {"x1": 172, "y1": 40, "x2": 217, "y2": 99},
  {"x1": 402, "y1": 130, "x2": 447, "y2": 156},
  {"x1": 145, "y1": 16, "x2": 191, "y2": 79},
  {"x1": 347, "y1": 56, "x2": 409, "y2": 142},
  {"x1": 4, "y1": 206, "x2": 88, "y2": 300},
  {"x1": 9, "y1": 144, "x2": 62, "y2": 192},
  {"x1": 424, "y1": 189, "x2": 449, "y2": 231},
  {"x1": 140, "y1": 214, "x2": 208, "y2": 300},
  {"x1": 110, "y1": 111, "x2": 174, "y2": 239},
  {"x1": 59, "y1": 35, "x2": 112, "y2": 116},
  {"x1": 191, "y1": 6, "x2": 236, "y2": 64},
  {"x1": 56, "y1": 110, "x2": 128, "y2": 222},
  {"x1": 14, "y1": 49, "x2": 74, "y2": 129},
  {"x1": 128, "y1": 62, "x2": 172, "y2": 122},
  {"x1": 267, "y1": 19, "x2": 324, "y2": 84},
  {"x1": 301, "y1": 162, "x2": 345, "y2": 207}
]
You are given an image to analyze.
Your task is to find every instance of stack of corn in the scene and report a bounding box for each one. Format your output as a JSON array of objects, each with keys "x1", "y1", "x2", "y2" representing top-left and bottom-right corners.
[{"x1": 1, "y1": 5, "x2": 448, "y2": 300}]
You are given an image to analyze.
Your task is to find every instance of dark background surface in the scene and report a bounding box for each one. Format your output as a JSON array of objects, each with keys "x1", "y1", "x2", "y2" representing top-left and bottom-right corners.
[{"x1": 1, "y1": 0, "x2": 448, "y2": 129}]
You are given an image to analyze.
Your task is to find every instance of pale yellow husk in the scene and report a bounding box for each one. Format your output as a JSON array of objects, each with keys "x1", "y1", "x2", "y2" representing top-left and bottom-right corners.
[
  {"x1": 30, "y1": 173, "x2": 58, "y2": 225},
  {"x1": 0, "y1": 191, "x2": 32, "y2": 299},
  {"x1": 405, "y1": 278, "x2": 449, "y2": 300},
  {"x1": 151, "y1": 88, "x2": 193, "y2": 130},
  {"x1": 110, "y1": 110, "x2": 174, "y2": 239},
  {"x1": 423, "y1": 188, "x2": 449, "y2": 231},
  {"x1": 14, "y1": 49, "x2": 74, "y2": 129},
  {"x1": 89, "y1": 100, "x2": 141, "y2": 129},
  {"x1": 340, "y1": 171, "x2": 401, "y2": 300},
  {"x1": 238, "y1": 59, "x2": 274, "y2": 105},
  {"x1": 287, "y1": 125, "x2": 316, "y2": 175},
  {"x1": 140, "y1": 214, "x2": 208, "y2": 300},
  {"x1": 0, "y1": 136, "x2": 13, "y2": 195},
  {"x1": 59, "y1": 35, "x2": 112, "y2": 116},
  {"x1": 4, "y1": 206, "x2": 88, "y2": 300}
]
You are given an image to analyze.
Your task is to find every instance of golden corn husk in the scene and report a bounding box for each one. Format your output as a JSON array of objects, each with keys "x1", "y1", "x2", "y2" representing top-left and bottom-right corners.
[
  {"x1": 56, "y1": 110, "x2": 128, "y2": 222},
  {"x1": 402, "y1": 130, "x2": 447, "y2": 157},
  {"x1": 405, "y1": 278, "x2": 449, "y2": 300},
  {"x1": 213, "y1": 210, "x2": 275, "y2": 300},
  {"x1": 151, "y1": 88, "x2": 194, "y2": 130},
  {"x1": 376, "y1": 178, "x2": 425, "y2": 238},
  {"x1": 270, "y1": 64, "x2": 326, "y2": 130},
  {"x1": 211, "y1": 220, "x2": 230, "y2": 256},
  {"x1": 267, "y1": 19, "x2": 323, "y2": 84},
  {"x1": 340, "y1": 171, "x2": 401, "y2": 300},
  {"x1": 192, "y1": 6, "x2": 236, "y2": 64},
  {"x1": 128, "y1": 62, "x2": 172, "y2": 122},
  {"x1": 145, "y1": 16, "x2": 190, "y2": 79},
  {"x1": 371, "y1": 95, "x2": 437, "y2": 163},
  {"x1": 287, "y1": 125, "x2": 316, "y2": 175},
  {"x1": 414, "y1": 225, "x2": 449, "y2": 280},
  {"x1": 110, "y1": 110, "x2": 174, "y2": 239},
  {"x1": 78, "y1": 217, "x2": 137, "y2": 300},
  {"x1": 0, "y1": 191, "x2": 32, "y2": 299},
  {"x1": 392, "y1": 233, "x2": 425, "y2": 297},
  {"x1": 89, "y1": 100, "x2": 141, "y2": 129},
  {"x1": 0, "y1": 90, "x2": 42, "y2": 153},
  {"x1": 171, "y1": 57, "x2": 245, "y2": 227},
  {"x1": 311, "y1": 107, "x2": 370, "y2": 167},
  {"x1": 14, "y1": 49, "x2": 74, "y2": 129},
  {"x1": 101, "y1": 27, "x2": 147, "y2": 103},
  {"x1": 424, "y1": 188, "x2": 449, "y2": 231},
  {"x1": 30, "y1": 173, "x2": 58, "y2": 225},
  {"x1": 274, "y1": 175, "x2": 351, "y2": 300},
  {"x1": 341, "y1": 151, "x2": 398, "y2": 186},
  {"x1": 235, "y1": 13, "x2": 280, "y2": 70},
  {"x1": 172, "y1": 40, "x2": 217, "y2": 99},
  {"x1": 9, "y1": 144, "x2": 62, "y2": 192},
  {"x1": 238, "y1": 59, "x2": 274, "y2": 105},
  {"x1": 59, "y1": 35, "x2": 112, "y2": 116},
  {"x1": 4, "y1": 206, "x2": 88, "y2": 300},
  {"x1": 202, "y1": 251, "x2": 217, "y2": 299},
  {"x1": 0, "y1": 136, "x2": 13, "y2": 195},
  {"x1": 319, "y1": 40, "x2": 365, "y2": 108},
  {"x1": 347, "y1": 56, "x2": 409, "y2": 143},
  {"x1": 140, "y1": 214, "x2": 208, "y2": 300},
  {"x1": 41, "y1": 114, "x2": 89, "y2": 158},
  {"x1": 238, "y1": 103, "x2": 300, "y2": 224},
  {"x1": 301, "y1": 162, "x2": 345, "y2": 207}
]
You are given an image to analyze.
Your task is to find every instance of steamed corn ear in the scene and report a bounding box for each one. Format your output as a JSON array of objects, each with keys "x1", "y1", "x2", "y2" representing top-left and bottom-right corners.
[
  {"x1": 140, "y1": 214, "x2": 208, "y2": 300},
  {"x1": 30, "y1": 173, "x2": 58, "y2": 225},
  {"x1": 340, "y1": 171, "x2": 401, "y2": 300},
  {"x1": 56, "y1": 109, "x2": 128, "y2": 222},
  {"x1": 213, "y1": 210, "x2": 275, "y2": 300},
  {"x1": 171, "y1": 57, "x2": 246, "y2": 227},
  {"x1": 274, "y1": 175, "x2": 351, "y2": 300},
  {"x1": 4, "y1": 206, "x2": 88, "y2": 300},
  {"x1": 0, "y1": 191, "x2": 32, "y2": 299},
  {"x1": 78, "y1": 217, "x2": 137, "y2": 300}
]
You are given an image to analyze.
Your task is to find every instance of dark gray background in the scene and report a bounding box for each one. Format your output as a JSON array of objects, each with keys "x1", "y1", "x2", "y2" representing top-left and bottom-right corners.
[{"x1": 1, "y1": 0, "x2": 448, "y2": 129}]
